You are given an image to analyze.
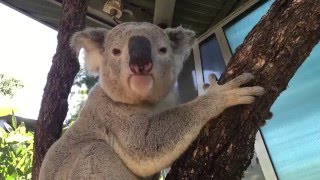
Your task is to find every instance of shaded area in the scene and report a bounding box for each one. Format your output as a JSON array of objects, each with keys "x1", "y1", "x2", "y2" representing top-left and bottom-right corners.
[{"x1": 0, "y1": 0, "x2": 248, "y2": 35}]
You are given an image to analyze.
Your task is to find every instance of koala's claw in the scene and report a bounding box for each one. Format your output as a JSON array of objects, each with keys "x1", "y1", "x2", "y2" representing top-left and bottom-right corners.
[
  {"x1": 222, "y1": 73, "x2": 265, "y2": 106},
  {"x1": 235, "y1": 96, "x2": 256, "y2": 105},
  {"x1": 225, "y1": 73, "x2": 254, "y2": 88},
  {"x1": 227, "y1": 86, "x2": 265, "y2": 96},
  {"x1": 203, "y1": 72, "x2": 265, "y2": 108}
]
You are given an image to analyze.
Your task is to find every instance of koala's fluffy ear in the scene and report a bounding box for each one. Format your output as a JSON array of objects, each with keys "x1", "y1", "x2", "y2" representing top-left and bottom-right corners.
[
  {"x1": 70, "y1": 28, "x2": 108, "y2": 75},
  {"x1": 164, "y1": 26, "x2": 196, "y2": 55}
]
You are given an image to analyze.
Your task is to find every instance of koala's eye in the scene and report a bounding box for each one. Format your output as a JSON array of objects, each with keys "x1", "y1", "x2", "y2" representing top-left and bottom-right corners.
[
  {"x1": 159, "y1": 47, "x2": 167, "y2": 54},
  {"x1": 112, "y1": 48, "x2": 121, "y2": 56}
]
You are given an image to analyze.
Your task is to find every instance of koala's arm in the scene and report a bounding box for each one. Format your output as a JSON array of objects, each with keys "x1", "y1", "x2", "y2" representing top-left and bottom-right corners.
[{"x1": 110, "y1": 73, "x2": 264, "y2": 177}]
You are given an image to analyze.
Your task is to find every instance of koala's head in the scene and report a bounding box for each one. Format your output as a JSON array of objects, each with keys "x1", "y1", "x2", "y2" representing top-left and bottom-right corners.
[{"x1": 71, "y1": 22, "x2": 196, "y2": 104}]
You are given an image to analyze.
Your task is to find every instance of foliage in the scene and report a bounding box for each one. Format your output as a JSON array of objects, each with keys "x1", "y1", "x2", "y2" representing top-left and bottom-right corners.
[
  {"x1": 65, "y1": 83, "x2": 88, "y2": 127},
  {"x1": 65, "y1": 68, "x2": 97, "y2": 126},
  {"x1": 0, "y1": 74, "x2": 24, "y2": 98},
  {"x1": 73, "y1": 68, "x2": 98, "y2": 91},
  {"x1": 0, "y1": 113, "x2": 33, "y2": 179}
]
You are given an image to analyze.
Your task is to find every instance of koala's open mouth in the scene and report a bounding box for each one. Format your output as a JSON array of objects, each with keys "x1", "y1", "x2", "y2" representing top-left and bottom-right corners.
[{"x1": 128, "y1": 74, "x2": 154, "y2": 97}]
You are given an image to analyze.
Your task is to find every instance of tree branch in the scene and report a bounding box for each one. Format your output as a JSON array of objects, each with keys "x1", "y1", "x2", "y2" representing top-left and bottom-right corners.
[
  {"x1": 32, "y1": 0, "x2": 88, "y2": 179},
  {"x1": 167, "y1": 0, "x2": 320, "y2": 179}
]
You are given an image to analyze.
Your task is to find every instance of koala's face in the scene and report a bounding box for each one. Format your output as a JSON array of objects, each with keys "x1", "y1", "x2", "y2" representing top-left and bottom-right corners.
[{"x1": 71, "y1": 22, "x2": 195, "y2": 104}]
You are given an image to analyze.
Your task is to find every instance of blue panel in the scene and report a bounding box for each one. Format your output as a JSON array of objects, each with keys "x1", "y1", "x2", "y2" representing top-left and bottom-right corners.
[
  {"x1": 224, "y1": 0, "x2": 320, "y2": 179},
  {"x1": 261, "y1": 44, "x2": 320, "y2": 179},
  {"x1": 225, "y1": 1, "x2": 274, "y2": 53},
  {"x1": 199, "y1": 35, "x2": 226, "y2": 84}
]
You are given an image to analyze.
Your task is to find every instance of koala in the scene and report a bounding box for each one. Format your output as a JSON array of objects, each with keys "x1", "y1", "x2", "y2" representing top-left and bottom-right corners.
[{"x1": 39, "y1": 22, "x2": 264, "y2": 180}]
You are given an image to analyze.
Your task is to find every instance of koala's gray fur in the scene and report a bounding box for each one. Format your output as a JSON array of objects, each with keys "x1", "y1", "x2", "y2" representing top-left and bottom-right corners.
[{"x1": 39, "y1": 22, "x2": 264, "y2": 180}]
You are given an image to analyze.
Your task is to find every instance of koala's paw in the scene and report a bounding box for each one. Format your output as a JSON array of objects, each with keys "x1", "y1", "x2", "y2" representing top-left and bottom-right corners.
[{"x1": 204, "y1": 73, "x2": 265, "y2": 108}]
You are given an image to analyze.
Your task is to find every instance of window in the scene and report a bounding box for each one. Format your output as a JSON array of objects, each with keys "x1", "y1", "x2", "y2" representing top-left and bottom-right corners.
[
  {"x1": 199, "y1": 35, "x2": 225, "y2": 84},
  {"x1": 224, "y1": 0, "x2": 274, "y2": 53},
  {"x1": 176, "y1": 52, "x2": 198, "y2": 103},
  {"x1": 260, "y1": 44, "x2": 320, "y2": 179}
]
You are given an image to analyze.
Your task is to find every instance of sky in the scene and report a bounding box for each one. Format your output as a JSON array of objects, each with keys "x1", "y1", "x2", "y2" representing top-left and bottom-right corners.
[{"x1": 0, "y1": 3, "x2": 57, "y2": 119}]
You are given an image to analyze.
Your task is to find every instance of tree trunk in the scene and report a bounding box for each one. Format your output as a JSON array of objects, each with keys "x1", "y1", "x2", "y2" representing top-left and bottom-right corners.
[
  {"x1": 167, "y1": 0, "x2": 320, "y2": 179},
  {"x1": 32, "y1": 1, "x2": 87, "y2": 179}
]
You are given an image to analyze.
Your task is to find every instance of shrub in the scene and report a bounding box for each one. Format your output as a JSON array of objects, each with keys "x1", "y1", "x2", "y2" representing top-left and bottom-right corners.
[
  {"x1": 0, "y1": 74, "x2": 24, "y2": 98},
  {"x1": 0, "y1": 114, "x2": 33, "y2": 179}
]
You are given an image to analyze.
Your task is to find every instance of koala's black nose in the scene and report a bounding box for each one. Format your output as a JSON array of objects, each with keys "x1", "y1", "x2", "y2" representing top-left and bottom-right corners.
[{"x1": 128, "y1": 36, "x2": 153, "y2": 75}]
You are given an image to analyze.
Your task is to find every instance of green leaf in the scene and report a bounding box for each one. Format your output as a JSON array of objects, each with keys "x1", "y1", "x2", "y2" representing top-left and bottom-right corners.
[
  {"x1": 6, "y1": 175, "x2": 15, "y2": 180},
  {"x1": 7, "y1": 165, "x2": 15, "y2": 175},
  {"x1": 16, "y1": 167, "x2": 23, "y2": 176},
  {"x1": 0, "y1": 111, "x2": 33, "y2": 178},
  {"x1": 15, "y1": 146, "x2": 23, "y2": 156},
  {"x1": 16, "y1": 126, "x2": 27, "y2": 135},
  {"x1": 6, "y1": 133, "x2": 32, "y2": 143},
  {"x1": 11, "y1": 111, "x2": 17, "y2": 130},
  {"x1": 0, "y1": 127, "x2": 7, "y2": 137}
]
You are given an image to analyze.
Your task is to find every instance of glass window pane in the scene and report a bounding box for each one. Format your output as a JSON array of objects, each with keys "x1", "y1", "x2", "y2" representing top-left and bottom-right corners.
[
  {"x1": 199, "y1": 35, "x2": 226, "y2": 84},
  {"x1": 260, "y1": 44, "x2": 320, "y2": 179},
  {"x1": 176, "y1": 53, "x2": 198, "y2": 103},
  {"x1": 224, "y1": 1, "x2": 274, "y2": 53}
]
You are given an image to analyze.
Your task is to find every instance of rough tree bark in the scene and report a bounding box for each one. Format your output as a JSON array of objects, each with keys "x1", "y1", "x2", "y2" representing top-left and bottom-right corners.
[
  {"x1": 167, "y1": 0, "x2": 320, "y2": 179},
  {"x1": 32, "y1": 0, "x2": 87, "y2": 179}
]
